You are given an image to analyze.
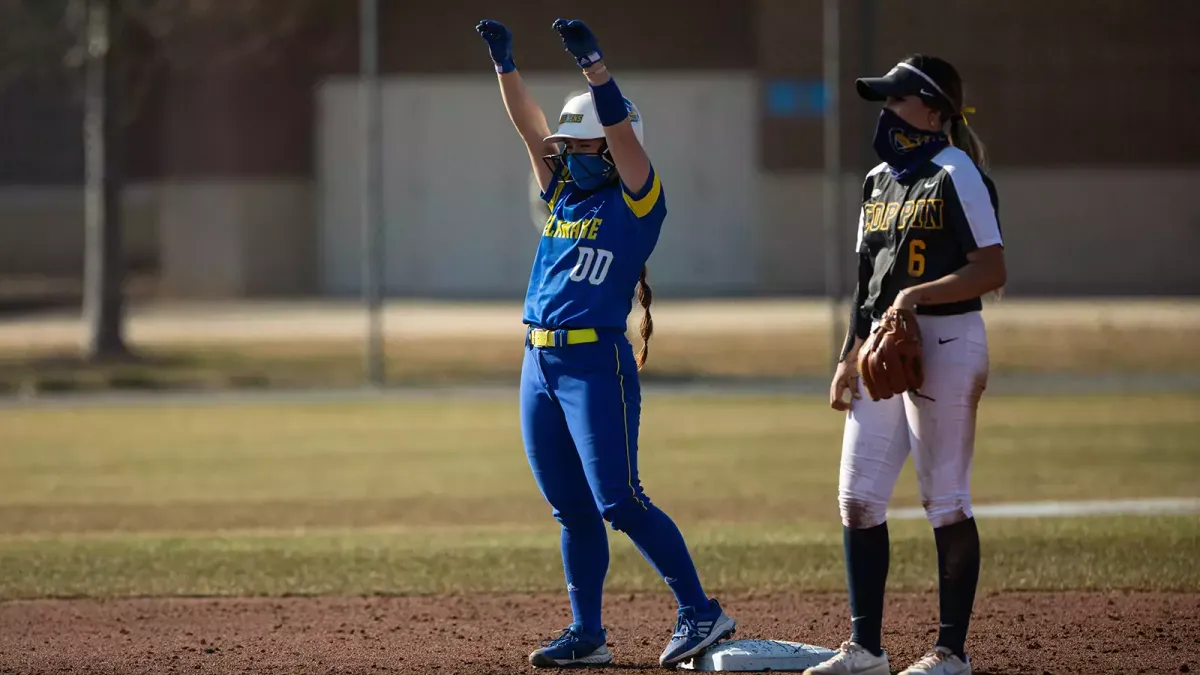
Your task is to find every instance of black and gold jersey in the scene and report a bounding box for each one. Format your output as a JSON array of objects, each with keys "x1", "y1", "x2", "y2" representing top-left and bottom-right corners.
[{"x1": 855, "y1": 146, "x2": 1002, "y2": 323}]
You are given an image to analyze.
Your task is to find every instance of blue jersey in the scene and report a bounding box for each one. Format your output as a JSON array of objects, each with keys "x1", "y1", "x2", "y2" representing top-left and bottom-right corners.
[{"x1": 523, "y1": 167, "x2": 667, "y2": 331}]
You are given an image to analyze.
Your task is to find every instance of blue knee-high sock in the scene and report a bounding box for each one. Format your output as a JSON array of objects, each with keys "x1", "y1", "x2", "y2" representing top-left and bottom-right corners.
[
  {"x1": 613, "y1": 501, "x2": 710, "y2": 610},
  {"x1": 934, "y1": 518, "x2": 980, "y2": 661},
  {"x1": 560, "y1": 515, "x2": 609, "y2": 635},
  {"x1": 845, "y1": 522, "x2": 890, "y2": 656}
]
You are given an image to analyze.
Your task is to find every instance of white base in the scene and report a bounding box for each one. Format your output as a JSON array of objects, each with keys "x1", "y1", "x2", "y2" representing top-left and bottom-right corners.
[{"x1": 679, "y1": 639, "x2": 838, "y2": 672}]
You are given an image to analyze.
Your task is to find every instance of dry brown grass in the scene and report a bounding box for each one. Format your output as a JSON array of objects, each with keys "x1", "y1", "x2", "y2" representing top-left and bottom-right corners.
[
  {"x1": 1, "y1": 298, "x2": 1196, "y2": 392},
  {"x1": 1, "y1": 322, "x2": 1193, "y2": 393}
]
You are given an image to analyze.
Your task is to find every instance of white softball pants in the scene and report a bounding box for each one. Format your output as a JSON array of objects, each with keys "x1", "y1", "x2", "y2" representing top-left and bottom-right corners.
[{"x1": 838, "y1": 311, "x2": 989, "y2": 529}]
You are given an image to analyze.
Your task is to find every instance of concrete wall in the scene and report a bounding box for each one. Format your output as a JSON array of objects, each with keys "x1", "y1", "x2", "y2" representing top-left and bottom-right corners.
[
  {"x1": 315, "y1": 74, "x2": 1200, "y2": 299},
  {"x1": 3, "y1": 66, "x2": 1198, "y2": 300},
  {"x1": 4, "y1": 158, "x2": 1197, "y2": 301},
  {"x1": 0, "y1": 181, "x2": 313, "y2": 298},
  {"x1": 760, "y1": 170, "x2": 1200, "y2": 296},
  {"x1": 316, "y1": 73, "x2": 760, "y2": 298},
  {"x1": 156, "y1": 180, "x2": 316, "y2": 297},
  {"x1": 5, "y1": 116, "x2": 1196, "y2": 300},
  {"x1": 0, "y1": 185, "x2": 159, "y2": 276}
]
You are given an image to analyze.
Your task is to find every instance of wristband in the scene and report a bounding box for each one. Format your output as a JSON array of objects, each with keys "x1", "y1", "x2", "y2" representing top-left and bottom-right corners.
[
  {"x1": 575, "y1": 50, "x2": 603, "y2": 69},
  {"x1": 589, "y1": 77, "x2": 628, "y2": 127}
]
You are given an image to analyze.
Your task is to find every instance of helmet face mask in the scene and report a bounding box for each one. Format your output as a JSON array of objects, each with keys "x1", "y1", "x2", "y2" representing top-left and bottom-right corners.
[
  {"x1": 542, "y1": 92, "x2": 643, "y2": 189},
  {"x1": 542, "y1": 140, "x2": 615, "y2": 186}
]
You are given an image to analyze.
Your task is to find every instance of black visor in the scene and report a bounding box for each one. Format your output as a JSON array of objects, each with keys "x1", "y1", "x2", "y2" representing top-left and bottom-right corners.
[{"x1": 856, "y1": 63, "x2": 947, "y2": 106}]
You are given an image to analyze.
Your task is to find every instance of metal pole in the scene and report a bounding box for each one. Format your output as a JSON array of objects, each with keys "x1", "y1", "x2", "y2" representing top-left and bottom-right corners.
[
  {"x1": 860, "y1": 0, "x2": 876, "y2": 172},
  {"x1": 822, "y1": 0, "x2": 843, "y2": 365},
  {"x1": 360, "y1": 0, "x2": 385, "y2": 386}
]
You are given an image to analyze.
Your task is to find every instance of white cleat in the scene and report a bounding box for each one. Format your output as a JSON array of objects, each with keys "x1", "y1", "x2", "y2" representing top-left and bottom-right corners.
[
  {"x1": 802, "y1": 641, "x2": 890, "y2": 675},
  {"x1": 898, "y1": 647, "x2": 971, "y2": 675}
]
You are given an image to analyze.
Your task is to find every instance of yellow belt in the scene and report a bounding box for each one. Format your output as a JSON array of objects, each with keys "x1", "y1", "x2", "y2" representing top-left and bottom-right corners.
[{"x1": 528, "y1": 327, "x2": 600, "y2": 348}]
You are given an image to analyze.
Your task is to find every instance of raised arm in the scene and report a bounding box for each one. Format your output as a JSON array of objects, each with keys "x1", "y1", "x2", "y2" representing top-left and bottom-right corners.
[
  {"x1": 476, "y1": 20, "x2": 557, "y2": 193},
  {"x1": 551, "y1": 19, "x2": 652, "y2": 195}
]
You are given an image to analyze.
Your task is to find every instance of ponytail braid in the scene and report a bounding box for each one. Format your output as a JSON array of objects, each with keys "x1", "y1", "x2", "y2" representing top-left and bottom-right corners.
[
  {"x1": 634, "y1": 265, "x2": 654, "y2": 369},
  {"x1": 947, "y1": 116, "x2": 989, "y2": 171}
]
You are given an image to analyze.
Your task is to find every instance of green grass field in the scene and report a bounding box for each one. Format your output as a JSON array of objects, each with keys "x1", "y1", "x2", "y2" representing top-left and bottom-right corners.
[{"x1": 0, "y1": 393, "x2": 1197, "y2": 599}]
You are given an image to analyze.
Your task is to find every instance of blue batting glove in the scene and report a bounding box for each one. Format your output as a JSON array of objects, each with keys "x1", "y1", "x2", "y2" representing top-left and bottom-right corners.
[
  {"x1": 475, "y1": 19, "x2": 516, "y2": 73},
  {"x1": 552, "y1": 18, "x2": 603, "y2": 69}
]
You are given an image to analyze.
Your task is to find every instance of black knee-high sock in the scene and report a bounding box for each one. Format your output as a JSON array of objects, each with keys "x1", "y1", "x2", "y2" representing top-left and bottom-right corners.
[
  {"x1": 933, "y1": 518, "x2": 980, "y2": 660},
  {"x1": 844, "y1": 523, "x2": 890, "y2": 656}
]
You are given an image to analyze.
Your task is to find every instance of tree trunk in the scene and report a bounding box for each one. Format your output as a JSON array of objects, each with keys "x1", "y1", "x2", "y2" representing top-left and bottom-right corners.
[{"x1": 82, "y1": 0, "x2": 128, "y2": 360}]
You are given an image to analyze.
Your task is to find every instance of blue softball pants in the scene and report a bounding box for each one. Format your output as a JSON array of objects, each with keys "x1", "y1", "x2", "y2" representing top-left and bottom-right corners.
[{"x1": 520, "y1": 329, "x2": 710, "y2": 634}]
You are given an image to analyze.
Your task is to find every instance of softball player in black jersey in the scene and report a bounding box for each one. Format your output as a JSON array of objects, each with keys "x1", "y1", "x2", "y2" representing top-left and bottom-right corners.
[{"x1": 805, "y1": 55, "x2": 1006, "y2": 675}]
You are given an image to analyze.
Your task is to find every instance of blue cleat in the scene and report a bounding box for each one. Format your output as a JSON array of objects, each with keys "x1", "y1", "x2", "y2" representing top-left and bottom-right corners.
[
  {"x1": 659, "y1": 598, "x2": 737, "y2": 667},
  {"x1": 529, "y1": 624, "x2": 613, "y2": 668}
]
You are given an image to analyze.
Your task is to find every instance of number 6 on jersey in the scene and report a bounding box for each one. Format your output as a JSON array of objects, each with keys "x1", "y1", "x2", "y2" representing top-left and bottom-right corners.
[
  {"x1": 908, "y1": 239, "x2": 926, "y2": 277},
  {"x1": 570, "y1": 246, "x2": 614, "y2": 285}
]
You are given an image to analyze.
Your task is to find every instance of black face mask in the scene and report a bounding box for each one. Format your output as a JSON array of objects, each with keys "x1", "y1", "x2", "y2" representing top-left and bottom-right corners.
[{"x1": 871, "y1": 108, "x2": 948, "y2": 180}]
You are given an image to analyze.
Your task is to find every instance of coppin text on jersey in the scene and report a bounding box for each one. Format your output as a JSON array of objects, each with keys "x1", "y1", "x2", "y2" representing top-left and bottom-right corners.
[{"x1": 862, "y1": 199, "x2": 945, "y2": 233}]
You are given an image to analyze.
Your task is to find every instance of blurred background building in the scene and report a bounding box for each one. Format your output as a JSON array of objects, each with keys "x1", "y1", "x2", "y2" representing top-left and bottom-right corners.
[{"x1": 2, "y1": 0, "x2": 1198, "y2": 310}]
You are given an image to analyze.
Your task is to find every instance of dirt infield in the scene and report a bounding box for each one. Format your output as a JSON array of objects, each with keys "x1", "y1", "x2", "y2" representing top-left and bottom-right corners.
[{"x1": 1, "y1": 592, "x2": 1195, "y2": 674}]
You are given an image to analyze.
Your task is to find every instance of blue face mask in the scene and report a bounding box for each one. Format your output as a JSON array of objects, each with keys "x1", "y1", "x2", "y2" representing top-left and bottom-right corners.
[
  {"x1": 871, "y1": 108, "x2": 948, "y2": 180},
  {"x1": 565, "y1": 154, "x2": 613, "y2": 191}
]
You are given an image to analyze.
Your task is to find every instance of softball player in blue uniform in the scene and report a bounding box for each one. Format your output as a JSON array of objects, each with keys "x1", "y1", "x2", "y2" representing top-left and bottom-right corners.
[{"x1": 475, "y1": 17, "x2": 736, "y2": 669}]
